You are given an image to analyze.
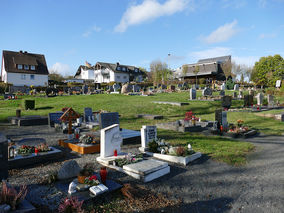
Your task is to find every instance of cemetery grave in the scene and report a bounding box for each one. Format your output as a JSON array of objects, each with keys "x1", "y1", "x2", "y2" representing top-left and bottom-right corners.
[
  {"x1": 137, "y1": 114, "x2": 164, "y2": 120},
  {"x1": 96, "y1": 124, "x2": 170, "y2": 182},
  {"x1": 139, "y1": 125, "x2": 201, "y2": 165},
  {"x1": 8, "y1": 138, "x2": 63, "y2": 169},
  {"x1": 152, "y1": 101, "x2": 189, "y2": 106}
]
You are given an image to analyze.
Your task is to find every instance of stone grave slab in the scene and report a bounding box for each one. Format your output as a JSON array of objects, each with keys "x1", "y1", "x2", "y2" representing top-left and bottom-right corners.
[
  {"x1": 122, "y1": 159, "x2": 170, "y2": 182},
  {"x1": 48, "y1": 112, "x2": 64, "y2": 127},
  {"x1": 152, "y1": 101, "x2": 189, "y2": 106},
  {"x1": 120, "y1": 129, "x2": 141, "y2": 145},
  {"x1": 0, "y1": 133, "x2": 8, "y2": 180},
  {"x1": 144, "y1": 151, "x2": 202, "y2": 166},
  {"x1": 137, "y1": 114, "x2": 164, "y2": 120},
  {"x1": 8, "y1": 147, "x2": 63, "y2": 169},
  {"x1": 10, "y1": 115, "x2": 48, "y2": 126},
  {"x1": 98, "y1": 112, "x2": 120, "y2": 129}
]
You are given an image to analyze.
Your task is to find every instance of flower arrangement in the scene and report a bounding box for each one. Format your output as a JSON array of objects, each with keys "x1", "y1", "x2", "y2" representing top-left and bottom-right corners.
[
  {"x1": 228, "y1": 120, "x2": 250, "y2": 133},
  {"x1": 84, "y1": 175, "x2": 99, "y2": 186},
  {"x1": 36, "y1": 143, "x2": 50, "y2": 152},
  {"x1": 0, "y1": 181, "x2": 27, "y2": 210},
  {"x1": 114, "y1": 153, "x2": 143, "y2": 167},
  {"x1": 17, "y1": 143, "x2": 50, "y2": 155},
  {"x1": 58, "y1": 196, "x2": 84, "y2": 213},
  {"x1": 79, "y1": 135, "x2": 93, "y2": 144},
  {"x1": 184, "y1": 111, "x2": 199, "y2": 125}
]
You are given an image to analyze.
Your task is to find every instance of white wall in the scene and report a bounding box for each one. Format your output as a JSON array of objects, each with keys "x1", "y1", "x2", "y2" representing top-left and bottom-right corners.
[
  {"x1": 1, "y1": 58, "x2": 7, "y2": 82},
  {"x1": 80, "y1": 68, "x2": 94, "y2": 79},
  {"x1": 6, "y1": 72, "x2": 48, "y2": 86}
]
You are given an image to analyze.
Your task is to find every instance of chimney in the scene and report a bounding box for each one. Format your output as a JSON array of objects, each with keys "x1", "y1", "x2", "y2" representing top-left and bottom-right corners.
[
  {"x1": 19, "y1": 50, "x2": 23, "y2": 53},
  {"x1": 116, "y1": 62, "x2": 120, "y2": 66},
  {"x1": 24, "y1": 51, "x2": 27, "y2": 54}
]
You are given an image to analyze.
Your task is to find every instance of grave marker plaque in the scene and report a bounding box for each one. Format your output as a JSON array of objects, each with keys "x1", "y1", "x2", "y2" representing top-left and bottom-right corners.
[
  {"x1": 189, "y1": 88, "x2": 196, "y2": 100},
  {"x1": 221, "y1": 96, "x2": 232, "y2": 109},
  {"x1": 141, "y1": 125, "x2": 157, "y2": 149},
  {"x1": 48, "y1": 112, "x2": 64, "y2": 127},
  {"x1": 84, "y1": 108, "x2": 93, "y2": 122},
  {"x1": 98, "y1": 112, "x2": 120, "y2": 129}
]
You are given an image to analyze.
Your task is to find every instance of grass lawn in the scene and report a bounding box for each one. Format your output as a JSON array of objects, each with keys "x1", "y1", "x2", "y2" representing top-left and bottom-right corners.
[{"x1": 1, "y1": 91, "x2": 283, "y2": 165}]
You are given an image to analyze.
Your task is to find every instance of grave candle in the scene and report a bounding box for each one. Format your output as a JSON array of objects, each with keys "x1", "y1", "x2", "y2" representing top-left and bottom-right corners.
[
  {"x1": 114, "y1": 149, "x2": 117, "y2": 156},
  {"x1": 100, "y1": 167, "x2": 107, "y2": 185},
  {"x1": 34, "y1": 148, "x2": 38, "y2": 155}
]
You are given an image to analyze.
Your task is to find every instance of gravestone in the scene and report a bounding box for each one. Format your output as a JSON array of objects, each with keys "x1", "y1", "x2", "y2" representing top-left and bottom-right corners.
[
  {"x1": 219, "y1": 90, "x2": 225, "y2": 96},
  {"x1": 234, "y1": 84, "x2": 239, "y2": 91},
  {"x1": 215, "y1": 110, "x2": 228, "y2": 130},
  {"x1": 233, "y1": 92, "x2": 237, "y2": 99},
  {"x1": 249, "y1": 90, "x2": 254, "y2": 96},
  {"x1": 238, "y1": 90, "x2": 243, "y2": 99},
  {"x1": 140, "y1": 126, "x2": 157, "y2": 150},
  {"x1": 221, "y1": 83, "x2": 226, "y2": 90},
  {"x1": 256, "y1": 93, "x2": 264, "y2": 106},
  {"x1": 0, "y1": 133, "x2": 8, "y2": 180},
  {"x1": 84, "y1": 108, "x2": 94, "y2": 122},
  {"x1": 189, "y1": 88, "x2": 196, "y2": 100},
  {"x1": 177, "y1": 83, "x2": 182, "y2": 89},
  {"x1": 202, "y1": 87, "x2": 212, "y2": 96},
  {"x1": 161, "y1": 85, "x2": 167, "y2": 90},
  {"x1": 100, "y1": 124, "x2": 123, "y2": 158},
  {"x1": 276, "y1": 80, "x2": 281, "y2": 88},
  {"x1": 48, "y1": 112, "x2": 64, "y2": 127},
  {"x1": 170, "y1": 85, "x2": 175, "y2": 91},
  {"x1": 182, "y1": 82, "x2": 188, "y2": 89},
  {"x1": 98, "y1": 112, "x2": 119, "y2": 129},
  {"x1": 221, "y1": 96, "x2": 232, "y2": 109},
  {"x1": 57, "y1": 160, "x2": 81, "y2": 180},
  {"x1": 244, "y1": 95, "x2": 253, "y2": 107},
  {"x1": 267, "y1": 94, "x2": 274, "y2": 107}
]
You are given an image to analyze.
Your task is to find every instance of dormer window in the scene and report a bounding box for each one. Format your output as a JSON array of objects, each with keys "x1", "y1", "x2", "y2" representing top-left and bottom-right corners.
[
  {"x1": 17, "y1": 64, "x2": 23, "y2": 70},
  {"x1": 24, "y1": 65, "x2": 29, "y2": 70},
  {"x1": 31, "y1": 65, "x2": 35, "y2": 70},
  {"x1": 122, "y1": 67, "x2": 126, "y2": 71},
  {"x1": 117, "y1": 66, "x2": 121, "y2": 71}
]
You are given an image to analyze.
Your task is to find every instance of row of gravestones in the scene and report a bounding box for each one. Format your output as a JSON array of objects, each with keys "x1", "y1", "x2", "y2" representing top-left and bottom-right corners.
[{"x1": 48, "y1": 108, "x2": 120, "y2": 129}]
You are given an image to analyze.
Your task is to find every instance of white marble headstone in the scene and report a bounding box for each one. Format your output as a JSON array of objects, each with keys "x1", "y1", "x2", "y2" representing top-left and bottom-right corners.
[
  {"x1": 141, "y1": 125, "x2": 157, "y2": 148},
  {"x1": 100, "y1": 124, "x2": 123, "y2": 158}
]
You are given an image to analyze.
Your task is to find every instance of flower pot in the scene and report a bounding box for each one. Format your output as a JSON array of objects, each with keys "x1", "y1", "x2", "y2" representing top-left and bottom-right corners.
[{"x1": 78, "y1": 175, "x2": 87, "y2": 184}]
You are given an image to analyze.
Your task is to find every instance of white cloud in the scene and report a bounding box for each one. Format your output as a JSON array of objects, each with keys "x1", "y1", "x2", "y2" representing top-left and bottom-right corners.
[
  {"x1": 115, "y1": 0, "x2": 190, "y2": 32},
  {"x1": 259, "y1": 33, "x2": 277, "y2": 39},
  {"x1": 232, "y1": 56, "x2": 259, "y2": 67},
  {"x1": 49, "y1": 62, "x2": 71, "y2": 76},
  {"x1": 202, "y1": 20, "x2": 239, "y2": 44},
  {"x1": 82, "y1": 25, "x2": 101, "y2": 37},
  {"x1": 190, "y1": 47, "x2": 232, "y2": 61},
  {"x1": 222, "y1": 0, "x2": 247, "y2": 9}
]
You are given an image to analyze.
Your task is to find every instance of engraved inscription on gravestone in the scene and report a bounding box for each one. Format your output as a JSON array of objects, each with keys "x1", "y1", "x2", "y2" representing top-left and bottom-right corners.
[{"x1": 141, "y1": 126, "x2": 157, "y2": 149}]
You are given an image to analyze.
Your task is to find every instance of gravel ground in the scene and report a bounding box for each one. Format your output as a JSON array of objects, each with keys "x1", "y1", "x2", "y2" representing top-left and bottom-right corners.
[{"x1": 1, "y1": 124, "x2": 284, "y2": 213}]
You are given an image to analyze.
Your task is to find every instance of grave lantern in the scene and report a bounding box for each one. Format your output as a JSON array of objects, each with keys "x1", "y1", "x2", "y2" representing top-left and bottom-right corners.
[{"x1": 8, "y1": 145, "x2": 15, "y2": 159}]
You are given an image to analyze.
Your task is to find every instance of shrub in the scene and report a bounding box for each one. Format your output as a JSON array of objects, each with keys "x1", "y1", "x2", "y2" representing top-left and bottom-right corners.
[
  {"x1": 148, "y1": 141, "x2": 159, "y2": 153},
  {"x1": 22, "y1": 99, "x2": 35, "y2": 110},
  {"x1": 0, "y1": 181, "x2": 27, "y2": 210},
  {"x1": 58, "y1": 196, "x2": 84, "y2": 213}
]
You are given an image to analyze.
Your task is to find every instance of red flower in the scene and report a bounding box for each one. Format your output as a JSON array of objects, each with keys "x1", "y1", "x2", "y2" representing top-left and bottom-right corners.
[{"x1": 89, "y1": 175, "x2": 97, "y2": 180}]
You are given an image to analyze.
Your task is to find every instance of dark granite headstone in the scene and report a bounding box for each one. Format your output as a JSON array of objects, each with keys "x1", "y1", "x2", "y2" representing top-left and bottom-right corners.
[
  {"x1": 221, "y1": 96, "x2": 232, "y2": 109},
  {"x1": 48, "y1": 112, "x2": 64, "y2": 127},
  {"x1": 98, "y1": 112, "x2": 119, "y2": 129},
  {"x1": 244, "y1": 95, "x2": 253, "y2": 107},
  {"x1": 84, "y1": 108, "x2": 93, "y2": 122},
  {"x1": 215, "y1": 109, "x2": 222, "y2": 124},
  {"x1": 0, "y1": 133, "x2": 8, "y2": 180},
  {"x1": 189, "y1": 88, "x2": 196, "y2": 100}
]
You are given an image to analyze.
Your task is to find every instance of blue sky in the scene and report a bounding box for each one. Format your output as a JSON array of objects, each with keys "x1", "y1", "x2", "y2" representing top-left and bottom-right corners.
[{"x1": 1, "y1": 0, "x2": 284, "y2": 76}]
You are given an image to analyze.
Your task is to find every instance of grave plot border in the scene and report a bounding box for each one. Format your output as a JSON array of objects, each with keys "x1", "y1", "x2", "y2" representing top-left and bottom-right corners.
[
  {"x1": 58, "y1": 139, "x2": 100, "y2": 154},
  {"x1": 8, "y1": 147, "x2": 63, "y2": 169}
]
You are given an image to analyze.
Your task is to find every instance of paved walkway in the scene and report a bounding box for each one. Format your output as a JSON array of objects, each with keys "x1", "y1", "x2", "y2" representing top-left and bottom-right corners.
[{"x1": 138, "y1": 134, "x2": 284, "y2": 213}]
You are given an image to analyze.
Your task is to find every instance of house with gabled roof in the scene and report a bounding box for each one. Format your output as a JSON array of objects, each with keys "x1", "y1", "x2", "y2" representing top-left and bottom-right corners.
[
  {"x1": 1, "y1": 50, "x2": 49, "y2": 86},
  {"x1": 74, "y1": 62, "x2": 144, "y2": 83},
  {"x1": 180, "y1": 55, "x2": 231, "y2": 82}
]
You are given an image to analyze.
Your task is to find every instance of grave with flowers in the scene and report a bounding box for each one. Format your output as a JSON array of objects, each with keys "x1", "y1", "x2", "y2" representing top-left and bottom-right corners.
[
  {"x1": 8, "y1": 138, "x2": 63, "y2": 169},
  {"x1": 224, "y1": 120, "x2": 258, "y2": 138},
  {"x1": 96, "y1": 124, "x2": 170, "y2": 182},
  {"x1": 139, "y1": 126, "x2": 201, "y2": 166},
  {"x1": 156, "y1": 111, "x2": 212, "y2": 133}
]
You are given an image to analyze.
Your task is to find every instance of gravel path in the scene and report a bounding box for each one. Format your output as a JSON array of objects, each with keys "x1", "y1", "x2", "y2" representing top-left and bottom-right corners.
[{"x1": 1, "y1": 125, "x2": 284, "y2": 212}]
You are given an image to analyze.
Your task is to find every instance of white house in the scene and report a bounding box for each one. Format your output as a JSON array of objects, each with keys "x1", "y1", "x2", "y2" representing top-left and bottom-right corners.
[
  {"x1": 74, "y1": 62, "x2": 144, "y2": 84},
  {"x1": 1, "y1": 50, "x2": 49, "y2": 86}
]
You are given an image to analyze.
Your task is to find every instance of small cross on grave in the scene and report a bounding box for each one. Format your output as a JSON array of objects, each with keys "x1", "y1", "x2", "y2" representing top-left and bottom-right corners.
[{"x1": 60, "y1": 108, "x2": 80, "y2": 138}]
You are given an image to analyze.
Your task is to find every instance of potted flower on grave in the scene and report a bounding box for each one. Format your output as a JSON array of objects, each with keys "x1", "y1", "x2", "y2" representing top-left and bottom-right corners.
[
  {"x1": 17, "y1": 145, "x2": 34, "y2": 156},
  {"x1": 114, "y1": 153, "x2": 143, "y2": 167},
  {"x1": 77, "y1": 163, "x2": 94, "y2": 184},
  {"x1": 84, "y1": 175, "x2": 100, "y2": 186}
]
